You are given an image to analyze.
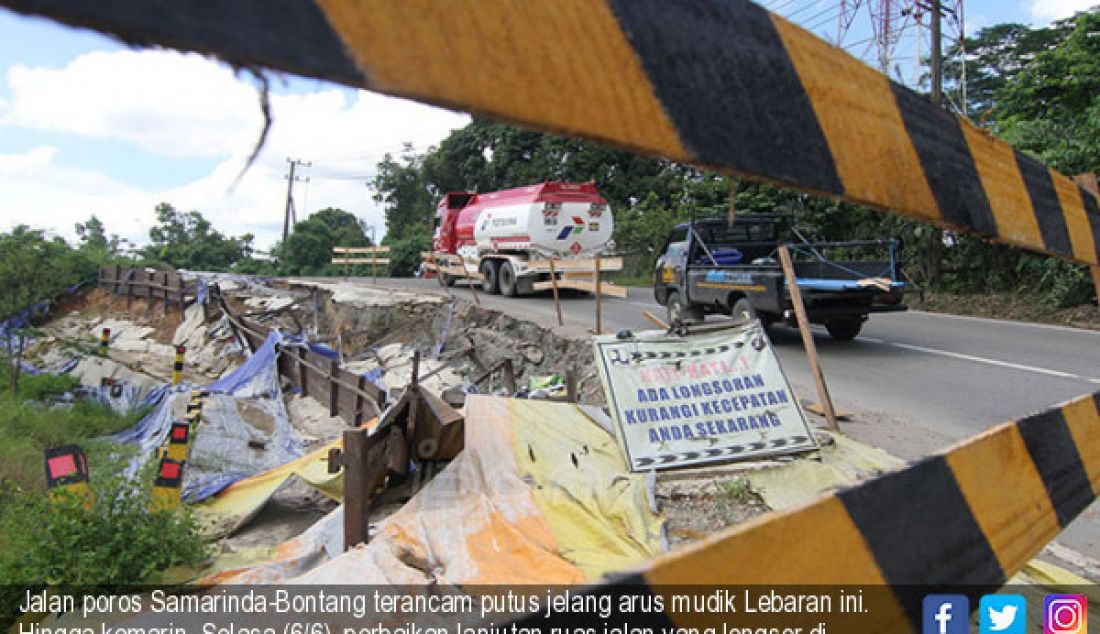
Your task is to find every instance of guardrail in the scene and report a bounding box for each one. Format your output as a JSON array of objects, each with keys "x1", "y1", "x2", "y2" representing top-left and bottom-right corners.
[{"x1": 98, "y1": 265, "x2": 192, "y2": 315}]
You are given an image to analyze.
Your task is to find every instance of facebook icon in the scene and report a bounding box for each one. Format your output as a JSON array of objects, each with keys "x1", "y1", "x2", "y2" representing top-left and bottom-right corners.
[{"x1": 924, "y1": 595, "x2": 970, "y2": 634}]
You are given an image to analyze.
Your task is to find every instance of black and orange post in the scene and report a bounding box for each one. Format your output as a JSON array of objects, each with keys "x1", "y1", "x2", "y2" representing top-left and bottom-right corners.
[
  {"x1": 171, "y1": 345, "x2": 185, "y2": 386},
  {"x1": 99, "y1": 328, "x2": 110, "y2": 357},
  {"x1": 43, "y1": 445, "x2": 93, "y2": 509},
  {"x1": 148, "y1": 457, "x2": 185, "y2": 512}
]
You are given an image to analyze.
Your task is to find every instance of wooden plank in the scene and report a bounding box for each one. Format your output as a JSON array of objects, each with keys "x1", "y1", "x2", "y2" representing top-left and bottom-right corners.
[
  {"x1": 333, "y1": 246, "x2": 390, "y2": 254},
  {"x1": 525, "y1": 256, "x2": 623, "y2": 272},
  {"x1": 331, "y1": 258, "x2": 391, "y2": 265},
  {"x1": 642, "y1": 310, "x2": 669, "y2": 330},
  {"x1": 420, "y1": 251, "x2": 462, "y2": 264},
  {"x1": 778, "y1": 245, "x2": 838, "y2": 431},
  {"x1": 532, "y1": 279, "x2": 628, "y2": 299},
  {"x1": 548, "y1": 257, "x2": 563, "y2": 326},
  {"x1": 422, "y1": 261, "x2": 484, "y2": 280}
]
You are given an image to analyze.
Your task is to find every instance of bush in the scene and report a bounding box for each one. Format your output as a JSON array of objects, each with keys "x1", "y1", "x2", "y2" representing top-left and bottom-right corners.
[{"x1": 0, "y1": 454, "x2": 208, "y2": 627}]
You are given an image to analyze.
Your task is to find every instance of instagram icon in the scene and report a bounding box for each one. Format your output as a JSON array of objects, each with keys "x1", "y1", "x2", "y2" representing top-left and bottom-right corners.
[{"x1": 1045, "y1": 595, "x2": 1087, "y2": 634}]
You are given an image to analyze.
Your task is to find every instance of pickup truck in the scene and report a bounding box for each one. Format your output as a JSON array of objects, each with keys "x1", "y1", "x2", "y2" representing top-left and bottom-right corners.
[{"x1": 653, "y1": 216, "x2": 907, "y2": 340}]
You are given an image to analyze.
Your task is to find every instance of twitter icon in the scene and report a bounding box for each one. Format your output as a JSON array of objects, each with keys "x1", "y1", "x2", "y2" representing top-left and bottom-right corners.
[{"x1": 981, "y1": 594, "x2": 1027, "y2": 634}]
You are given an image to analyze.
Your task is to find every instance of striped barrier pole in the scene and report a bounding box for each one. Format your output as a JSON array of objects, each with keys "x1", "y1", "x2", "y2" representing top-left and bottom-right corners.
[
  {"x1": 99, "y1": 328, "x2": 110, "y2": 357},
  {"x1": 165, "y1": 421, "x2": 192, "y2": 462},
  {"x1": 43, "y1": 444, "x2": 94, "y2": 510},
  {"x1": 148, "y1": 457, "x2": 185, "y2": 513},
  {"x1": 171, "y1": 344, "x2": 185, "y2": 386}
]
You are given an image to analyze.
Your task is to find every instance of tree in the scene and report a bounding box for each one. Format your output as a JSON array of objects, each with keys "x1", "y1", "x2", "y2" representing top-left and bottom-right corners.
[
  {"x1": 0, "y1": 227, "x2": 87, "y2": 393},
  {"x1": 141, "y1": 203, "x2": 253, "y2": 271},
  {"x1": 372, "y1": 146, "x2": 436, "y2": 243},
  {"x1": 942, "y1": 22, "x2": 1069, "y2": 119},
  {"x1": 995, "y1": 9, "x2": 1100, "y2": 174},
  {"x1": 275, "y1": 207, "x2": 369, "y2": 276}
]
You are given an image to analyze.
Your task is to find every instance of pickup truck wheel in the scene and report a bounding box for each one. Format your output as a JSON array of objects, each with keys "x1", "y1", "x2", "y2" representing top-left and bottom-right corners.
[
  {"x1": 666, "y1": 291, "x2": 685, "y2": 326},
  {"x1": 499, "y1": 261, "x2": 518, "y2": 296},
  {"x1": 731, "y1": 297, "x2": 756, "y2": 323},
  {"x1": 825, "y1": 318, "x2": 863, "y2": 341},
  {"x1": 443, "y1": 274, "x2": 457, "y2": 287},
  {"x1": 480, "y1": 260, "x2": 500, "y2": 294}
]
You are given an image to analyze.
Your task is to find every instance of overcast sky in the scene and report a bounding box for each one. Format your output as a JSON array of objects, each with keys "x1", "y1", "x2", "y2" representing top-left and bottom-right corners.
[{"x1": 0, "y1": 1, "x2": 1093, "y2": 250}]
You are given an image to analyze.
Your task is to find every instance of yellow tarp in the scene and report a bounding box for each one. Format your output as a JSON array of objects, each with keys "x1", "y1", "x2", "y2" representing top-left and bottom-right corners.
[
  {"x1": 193, "y1": 421, "x2": 374, "y2": 535},
  {"x1": 207, "y1": 396, "x2": 663, "y2": 585}
]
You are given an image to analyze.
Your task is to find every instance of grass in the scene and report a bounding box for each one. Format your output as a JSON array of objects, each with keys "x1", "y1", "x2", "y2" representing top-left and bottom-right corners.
[
  {"x1": 0, "y1": 368, "x2": 148, "y2": 491},
  {"x1": 0, "y1": 366, "x2": 207, "y2": 628}
]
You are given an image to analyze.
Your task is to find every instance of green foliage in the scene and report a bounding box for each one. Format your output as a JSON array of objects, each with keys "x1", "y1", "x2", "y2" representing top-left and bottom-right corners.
[
  {"x1": 11, "y1": 369, "x2": 79, "y2": 402},
  {"x1": 275, "y1": 207, "x2": 371, "y2": 276},
  {"x1": 383, "y1": 230, "x2": 432, "y2": 277},
  {"x1": 995, "y1": 10, "x2": 1100, "y2": 174},
  {"x1": 1, "y1": 226, "x2": 107, "y2": 393},
  {"x1": 0, "y1": 456, "x2": 207, "y2": 627},
  {"x1": 0, "y1": 369, "x2": 147, "y2": 490},
  {"x1": 140, "y1": 203, "x2": 254, "y2": 271},
  {"x1": 0, "y1": 369, "x2": 201, "y2": 628}
]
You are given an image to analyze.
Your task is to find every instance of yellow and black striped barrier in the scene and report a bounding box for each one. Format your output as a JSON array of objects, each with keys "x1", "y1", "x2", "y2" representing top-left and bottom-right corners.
[
  {"x1": 148, "y1": 456, "x2": 186, "y2": 513},
  {"x1": 171, "y1": 344, "x2": 185, "y2": 386},
  {"x1": 2, "y1": 0, "x2": 1095, "y2": 268},
  {"x1": 43, "y1": 444, "x2": 93, "y2": 509},
  {"x1": 513, "y1": 389, "x2": 1100, "y2": 632},
  {"x1": 98, "y1": 327, "x2": 109, "y2": 357}
]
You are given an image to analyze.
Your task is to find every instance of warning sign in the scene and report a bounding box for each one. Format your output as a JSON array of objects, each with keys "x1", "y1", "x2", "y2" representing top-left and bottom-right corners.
[{"x1": 594, "y1": 321, "x2": 817, "y2": 471}]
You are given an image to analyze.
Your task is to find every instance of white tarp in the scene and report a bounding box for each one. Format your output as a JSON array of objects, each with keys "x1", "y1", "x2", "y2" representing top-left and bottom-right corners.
[{"x1": 593, "y1": 321, "x2": 817, "y2": 471}]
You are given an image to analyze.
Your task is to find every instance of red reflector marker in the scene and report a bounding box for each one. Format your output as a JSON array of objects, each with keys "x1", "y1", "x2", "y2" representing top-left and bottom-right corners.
[
  {"x1": 160, "y1": 461, "x2": 181, "y2": 480},
  {"x1": 48, "y1": 455, "x2": 77, "y2": 478}
]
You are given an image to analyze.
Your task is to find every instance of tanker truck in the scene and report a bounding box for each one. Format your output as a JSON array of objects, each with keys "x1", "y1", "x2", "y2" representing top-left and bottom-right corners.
[{"x1": 425, "y1": 181, "x2": 622, "y2": 297}]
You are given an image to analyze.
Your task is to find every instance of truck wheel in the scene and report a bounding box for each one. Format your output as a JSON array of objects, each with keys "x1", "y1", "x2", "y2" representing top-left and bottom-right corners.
[
  {"x1": 731, "y1": 297, "x2": 756, "y2": 323},
  {"x1": 443, "y1": 274, "x2": 457, "y2": 287},
  {"x1": 666, "y1": 291, "x2": 685, "y2": 326},
  {"x1": 480, "y1": 260, "x2": 500, "y2": 294},
  {"x1": 499, "y1": 261, "x2": 518, "y2": 297},
  {"x1": 825, "y1": 318, "x2": 863, "y2": 341}
]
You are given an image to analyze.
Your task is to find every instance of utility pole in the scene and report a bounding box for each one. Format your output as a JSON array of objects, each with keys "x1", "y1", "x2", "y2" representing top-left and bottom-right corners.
[
  {"x1": 283, "y1": 158, "x2": 311, "y2": 242},
  {"x1": 930, "y1": 0, "x2": 942, "y2": 106}
]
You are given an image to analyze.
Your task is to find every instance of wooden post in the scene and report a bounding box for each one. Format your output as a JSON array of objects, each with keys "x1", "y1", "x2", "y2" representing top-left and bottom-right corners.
[
  {"x1": 163, "y1": 272, "x2": 170, "y2": 312},
  {"x1": 342, "y1": 428, "x2": 369, "y2": 550},
  {"x1": 778, "y1": 245, "x2": 838, "y2": 431},
  {"x1": 113, "y1": 264, "x2": 122, "y2": 294},
  {"x1": 1074, "y1": 174, "x2": 1100, "y2": 302},
  {"x1": 727, "y1": 181, "x2": 738, "y2": 228},
  {"x1": 342, "y1": 247, "x2": 350, "y2": 280},
  {"x1": 126, "y1": 270, "x2": 134, "y2": 313},
  {"x1": 371, "y1": 247, "x2": 377, "y2": 287},
  {"x1": 354, "y1": 375, "x2": 366, "y2": 425},
  {"x1": 429, "y1": 250, "x2": 449, "y2": 292},
  {"x1": 502, "y1": 358, "x2": 516, "y2": 394},
  {"x1": 548, "y1": 256, "x2": 563, "y2": 326},
  {"x1": 594, "y1": 253, "x2": 602, "y2": 334},
  {"x1": 565, "y1": 368, "x2": 577, "y2": 404},
  {"x1": 461, "y1": 257, "x2": 480, "y2": 305},
  {"x1": 329, "y1": 358, "x2": 340, "y2": 417},
  {"x1": 298, "y1": 347, "x2": 309, "y2": 397}
]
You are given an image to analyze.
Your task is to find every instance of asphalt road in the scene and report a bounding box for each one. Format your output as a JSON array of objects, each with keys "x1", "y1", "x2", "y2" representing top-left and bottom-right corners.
[{"x1": 307, "y1": 276, "x2": 1100, "y2": 570}]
